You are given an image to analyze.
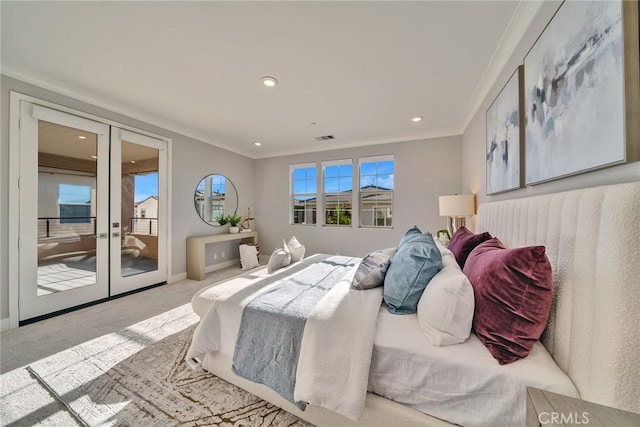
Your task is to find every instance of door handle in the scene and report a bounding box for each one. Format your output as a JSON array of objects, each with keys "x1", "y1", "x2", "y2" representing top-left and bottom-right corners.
[
  {"x1": 112, "y1": 232, "x2": 120, "y2": 238},
  {"x1": 97, "y1": 233, "x2": 108, "y2": 239}
]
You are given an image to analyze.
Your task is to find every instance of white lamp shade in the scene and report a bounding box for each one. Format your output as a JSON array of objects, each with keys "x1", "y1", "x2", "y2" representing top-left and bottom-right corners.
[{"x1": 439, "y1": 194, "x2": 475, "y2": 217}]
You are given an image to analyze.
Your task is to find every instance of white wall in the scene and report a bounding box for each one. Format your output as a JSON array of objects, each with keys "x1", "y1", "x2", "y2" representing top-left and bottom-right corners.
[
  {"x1": 253, "y1": 136, "x2": 462, "y2": 257},
  {"x1": 0, "y1": 75, "x2": 255, "y2": 320},
  {"x1": 461, "y1": 2, "x2": 640, "y2": 230}
]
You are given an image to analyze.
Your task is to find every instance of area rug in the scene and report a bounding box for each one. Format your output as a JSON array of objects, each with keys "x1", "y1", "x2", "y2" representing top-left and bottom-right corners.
[{"x1": 28, "y1": 304, "x2": 310, "y2": 426}]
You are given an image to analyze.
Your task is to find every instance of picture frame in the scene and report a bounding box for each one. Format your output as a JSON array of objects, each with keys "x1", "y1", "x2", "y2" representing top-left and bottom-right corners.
[
  {"x1": 485, "y1": 66, "x2": 524, "y2": 195},
  {"x1": 523, "y1": 0, "x2": 640, "y2": 185}
]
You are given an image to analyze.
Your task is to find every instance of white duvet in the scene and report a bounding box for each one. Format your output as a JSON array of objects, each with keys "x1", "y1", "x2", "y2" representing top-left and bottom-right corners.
[{"x1": 186, "y1": 254, "x2": 383, "y2": 421}]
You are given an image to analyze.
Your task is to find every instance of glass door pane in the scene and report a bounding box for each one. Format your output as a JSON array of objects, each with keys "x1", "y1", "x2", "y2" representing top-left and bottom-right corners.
[
  {"x1": 37, "y1": 121, "x2": 99, "y2": 295},
  {"x1": 120, "y1": 141, "x2": 159, "y2": 277}
]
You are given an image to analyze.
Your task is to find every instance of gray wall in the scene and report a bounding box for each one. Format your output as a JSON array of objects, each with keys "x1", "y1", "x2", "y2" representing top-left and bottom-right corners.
[
  {"x1": 253, "y1": 136, "x2": 462, "y2": 257},
  {"x1": 461, "y1": 2, "x2": 640, "y2": 230},
  {"x1": 0, "y1": 75, "x2": 255, "y2": 320}
]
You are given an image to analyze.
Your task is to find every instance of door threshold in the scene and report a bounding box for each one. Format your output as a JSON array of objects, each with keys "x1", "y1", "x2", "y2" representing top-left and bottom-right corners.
[{"x1": 19, "y1": 281, "x2": 167, "y2": 326}]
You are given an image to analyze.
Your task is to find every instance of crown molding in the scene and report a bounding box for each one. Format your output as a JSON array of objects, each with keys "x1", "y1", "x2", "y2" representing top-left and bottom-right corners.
[
  {"x1": 254, "y1": 127, "x2": 461, "y2": 159},
  {"x1": 456, "y1": 0, "x2": 546, "y2": 135},
  {"x1": 1, "y1": 67, "x2": 254, "y2": 158}
]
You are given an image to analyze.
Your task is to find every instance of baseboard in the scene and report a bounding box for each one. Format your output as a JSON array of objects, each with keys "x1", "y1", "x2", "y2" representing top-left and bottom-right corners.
[
  {"x1": 1, "y1": 318, "x2": 11, "y2": 332},
  {"x1": 170, "y1": 258, "x2": 241, "y2": 283},
  {"x1": 205, "y1": 258, "x2": 239, "y2": 273},
  {"x1": 169, "y1": 272, "x2": 187, "y2": 283}
]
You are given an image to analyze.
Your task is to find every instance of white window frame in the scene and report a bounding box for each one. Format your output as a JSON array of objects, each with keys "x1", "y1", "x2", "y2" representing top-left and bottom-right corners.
[
  {"x1": 322, "y1": 159, "x2": 354, "y2": 227},
  {"x1": 358, "y1": 154, "x2": 394, "y2": 229},
  {"x1": 290, "y1": 162, "x2": 318, "y2": 225}
]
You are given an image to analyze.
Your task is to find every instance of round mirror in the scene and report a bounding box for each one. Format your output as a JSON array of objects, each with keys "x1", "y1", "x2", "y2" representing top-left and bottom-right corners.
[{"x1": 194, "y1": 174, "x2": 239, "y2": 226}]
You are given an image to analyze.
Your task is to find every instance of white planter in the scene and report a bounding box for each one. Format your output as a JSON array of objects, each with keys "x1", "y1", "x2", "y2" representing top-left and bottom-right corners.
[{"x1": 229, "y1": 226, "x2": 240, "y2": 234}]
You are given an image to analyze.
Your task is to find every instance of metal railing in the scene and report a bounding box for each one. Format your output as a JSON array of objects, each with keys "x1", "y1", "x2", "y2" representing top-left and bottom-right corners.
[
  {"x1": 37, "y1": 217, "x2": 158, "y2": 238},
  {"x1": 38, "y1": 217, "x2": 97, "y2": 238},
  {"x1": 130, "y1": 217, "x2": 158, "y2": 236}
]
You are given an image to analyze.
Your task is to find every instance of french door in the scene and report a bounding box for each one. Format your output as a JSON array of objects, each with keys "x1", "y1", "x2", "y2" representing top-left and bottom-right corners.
[
  {"x1": 18, "y1": 102, "x2": 167, "y2": 321},
  {"x1": 110, "y1": 128, "x2": 167, "y2": 296}
]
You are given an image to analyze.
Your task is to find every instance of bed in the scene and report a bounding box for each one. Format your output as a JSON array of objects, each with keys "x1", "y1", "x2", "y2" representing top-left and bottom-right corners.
[{"x1": 187, "y1": 181, "x2": 640, "y2": 426}]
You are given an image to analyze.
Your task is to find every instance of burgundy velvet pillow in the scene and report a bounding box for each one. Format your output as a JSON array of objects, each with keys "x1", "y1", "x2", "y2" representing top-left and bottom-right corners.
[
  {"x1": 448, "y1": 226, "x2": 492, "y2": 269},
  {"x1": 463, "y1": 238, "x2": 553, "y2": 365}
]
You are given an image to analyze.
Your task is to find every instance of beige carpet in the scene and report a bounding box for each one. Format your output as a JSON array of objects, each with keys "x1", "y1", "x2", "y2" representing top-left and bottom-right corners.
[
  {"x1": 27, "y1": 305, "x2": 309, "y2": 426},
  {"x1": 1, "y1": 263, "x2": 309, "y2": 427}
]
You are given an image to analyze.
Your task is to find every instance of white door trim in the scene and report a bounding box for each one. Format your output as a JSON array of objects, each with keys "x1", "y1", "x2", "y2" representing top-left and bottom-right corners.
[
  {"x1": 8, "y1": 93, "x2": 22, "y2": 329},
  {"x1": 8, "y1": 92, "x2": 173, "y2": 329}
]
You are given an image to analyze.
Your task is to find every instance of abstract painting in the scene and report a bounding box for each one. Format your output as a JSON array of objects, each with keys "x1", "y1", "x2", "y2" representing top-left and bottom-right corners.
[
  {"x1": 486, "y1": 66, "x2": 522, "y2": 195},
  {"x1": 524, "y1": 0, "x2": 625, "y2": 185}
]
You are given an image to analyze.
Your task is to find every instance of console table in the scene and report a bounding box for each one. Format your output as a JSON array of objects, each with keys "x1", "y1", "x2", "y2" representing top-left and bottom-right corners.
[{"x1": 186, "y1": 231, "x2": 258, "y2": 280}]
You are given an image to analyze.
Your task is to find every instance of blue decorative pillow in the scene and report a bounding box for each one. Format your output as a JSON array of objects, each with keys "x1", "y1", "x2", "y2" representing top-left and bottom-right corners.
[
  {"x1": 397, "y1": 225, "x2": 422, "y2": 249},
  {"x1": 384, "y1": 232, "x2": 443, "y2": 314},
  {"x1": 351, "y1": 247, "x2": 396, "y2": 290}
]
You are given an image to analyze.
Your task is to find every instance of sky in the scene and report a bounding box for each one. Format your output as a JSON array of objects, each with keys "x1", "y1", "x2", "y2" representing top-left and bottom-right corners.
[
  {"x1": 59, "y1": 184, "x2": 91, "y2": 204},
  {"x1": 292, "y1": 160, "x2": 394, "y2": 195},
  {"x1": 134, "y1": 172, "x2": 158, "y2": 202}
]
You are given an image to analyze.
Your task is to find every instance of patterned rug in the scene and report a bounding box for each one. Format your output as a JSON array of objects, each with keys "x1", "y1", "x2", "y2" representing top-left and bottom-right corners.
[{"x1": 28, "y1": 305, "x2": 310, "y2": 426}]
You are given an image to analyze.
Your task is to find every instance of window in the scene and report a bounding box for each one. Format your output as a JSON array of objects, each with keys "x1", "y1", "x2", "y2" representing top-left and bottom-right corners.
[
  {"x1": 323, "y1": 160, "x2": 353, "y2": 226},
  {"x1": 359, "y1": 155, "x2": 394, "y2": 227},
  {"x1": 291, "y1": 164, "x2": 317, "y2": 225},
  {"x1": 211, "y1": 174, "x2": 226, "y2": 219},
  {"x1": 59, "y1": 184, "x2": 92, "y2": 224},
  {"x1": 140, "y1": 208, "x2": 146, "y2": 218}
]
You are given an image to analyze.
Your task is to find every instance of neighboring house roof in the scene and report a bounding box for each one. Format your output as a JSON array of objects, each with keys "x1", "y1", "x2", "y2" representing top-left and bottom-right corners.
[
  {"x1": 134, "y1": 195, "x2": 158, "y2": 207},
  {"x1": 294, "y1": 186, "x2": 392, "y2": 205}
]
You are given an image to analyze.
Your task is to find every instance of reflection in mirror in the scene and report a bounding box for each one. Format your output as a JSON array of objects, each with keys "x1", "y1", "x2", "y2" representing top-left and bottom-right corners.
[{"x1": 194, "y1": 174, "x2": 238, "y2": 226}]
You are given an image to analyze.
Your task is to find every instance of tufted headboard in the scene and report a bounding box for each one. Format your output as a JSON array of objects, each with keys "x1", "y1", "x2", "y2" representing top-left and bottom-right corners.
[{"x1": 476, "y1": 181, "x2": 640, "y2": 414}]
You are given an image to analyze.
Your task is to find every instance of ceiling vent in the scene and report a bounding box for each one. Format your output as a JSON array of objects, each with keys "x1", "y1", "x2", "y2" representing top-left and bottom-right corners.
[{"x1": 314, "y1": 135, "x2": 335, "y2": 142}]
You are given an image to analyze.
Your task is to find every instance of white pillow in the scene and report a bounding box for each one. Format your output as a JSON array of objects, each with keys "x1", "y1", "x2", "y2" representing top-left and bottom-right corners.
[
  {"x1": 288, "y1": 236, "x2": 306, "y2": 262},
  {"x1": 417, "y1": 254, "x2": 474, "y2": 346},
  {"x1": 436, "y1": 241, "x2": 455, "y2": 260},
  {"x1": 267, "y1": 239, "x2": 292, "y2": 273},
  {"x1": 239, "y1": 244, "x2": 259, "y2": 270}
]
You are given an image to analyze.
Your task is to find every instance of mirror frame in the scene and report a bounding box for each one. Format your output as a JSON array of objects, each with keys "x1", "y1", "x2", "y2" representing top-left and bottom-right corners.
[{"x1": 193, "y1": 174, "x2": 239, "y2": 226}]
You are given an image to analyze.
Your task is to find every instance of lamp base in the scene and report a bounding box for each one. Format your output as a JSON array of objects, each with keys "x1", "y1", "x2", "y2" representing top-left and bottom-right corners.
[{"x1": 447, "y1": 216, "x2": 466, "y2": 236}]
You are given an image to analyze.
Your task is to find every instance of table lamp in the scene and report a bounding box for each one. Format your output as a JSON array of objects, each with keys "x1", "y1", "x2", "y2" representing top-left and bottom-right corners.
[{"x1": 439, "y1": 194, "x2": 475, "y2": 236}]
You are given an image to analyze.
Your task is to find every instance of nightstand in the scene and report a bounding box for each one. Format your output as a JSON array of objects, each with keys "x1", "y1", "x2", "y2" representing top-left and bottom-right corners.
[{"x1": 526, "y1": 387, "x2": 640, "y2": 426}]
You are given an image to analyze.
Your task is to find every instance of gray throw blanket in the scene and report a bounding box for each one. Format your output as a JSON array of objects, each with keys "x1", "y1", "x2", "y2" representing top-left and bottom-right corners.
[{"x1": 232, "y1": 256, "x2": 358, "y2": 409}]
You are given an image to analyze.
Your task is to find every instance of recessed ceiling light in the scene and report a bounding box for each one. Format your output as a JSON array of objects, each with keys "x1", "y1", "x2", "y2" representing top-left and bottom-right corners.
[
  {"x1": 90, "y1": 155, "x2": 98, "y2": 159},
  {"x1": 261, "y1": 76, "x2": 278, "y2": 87},
  {"x1": 254, "y1": 142, "x2": 262, "y2": 147},
  {"x1": 411, "y1": 116, "x2": 423, "y2": 123},
  {"x1": 78, "y1": 135, "x2": 87, "y2": 140},
  {"x1": 130, "y1": 160, "x2": 136, "y2": 164}
]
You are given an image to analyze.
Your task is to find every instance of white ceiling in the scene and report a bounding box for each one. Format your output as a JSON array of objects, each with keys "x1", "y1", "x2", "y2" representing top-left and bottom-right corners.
[{"x1": 2, "y1": 1, "x2": 535, "y2": 159}]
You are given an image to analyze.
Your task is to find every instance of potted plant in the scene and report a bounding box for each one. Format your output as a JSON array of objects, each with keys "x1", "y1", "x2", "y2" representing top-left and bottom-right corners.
[
  {"x1": 227, "y1": 213, "x2": 242, "y2": 233},
  {"x1": 436, "y1": 229, "x2": 451, "y2": 247},
  {"x1": 215, "y1": 213, "x2": 229, "y2": 226}
]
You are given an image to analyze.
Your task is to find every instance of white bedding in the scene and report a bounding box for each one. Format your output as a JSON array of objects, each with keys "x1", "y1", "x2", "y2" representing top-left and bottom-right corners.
[
  {"x1": 187, "y1": 254, "x2": 383, "y2": 421},
  {"x1": 190, "y1": 256, "x2": 580, "y2": 426},
  {"x1": 370, "y1": 307, "x2": 579, "y2": 427}
]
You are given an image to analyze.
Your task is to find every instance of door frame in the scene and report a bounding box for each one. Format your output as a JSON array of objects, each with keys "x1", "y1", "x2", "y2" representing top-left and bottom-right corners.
[{"x1": 8, "y1": 91, "x2": 173, "y2": 329}]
